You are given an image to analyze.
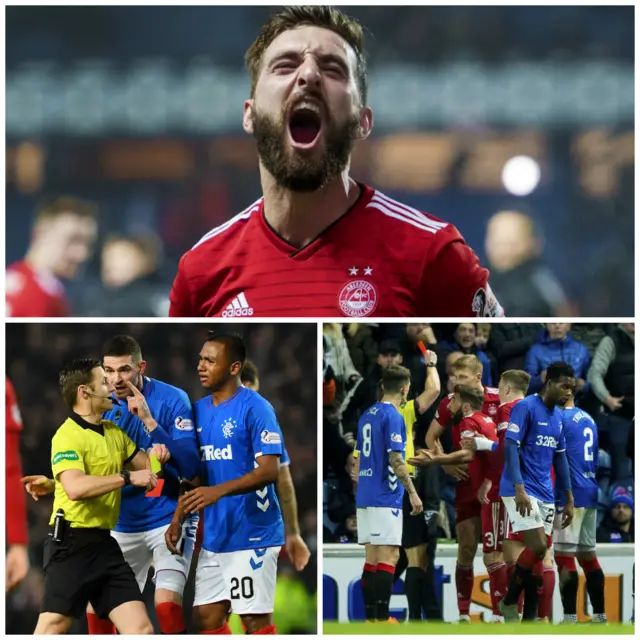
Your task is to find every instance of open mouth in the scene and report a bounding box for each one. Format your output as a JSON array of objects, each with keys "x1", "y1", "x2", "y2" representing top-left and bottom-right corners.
[{"x1": 288, "y1": 107, "x2": 322, "y2": 147}]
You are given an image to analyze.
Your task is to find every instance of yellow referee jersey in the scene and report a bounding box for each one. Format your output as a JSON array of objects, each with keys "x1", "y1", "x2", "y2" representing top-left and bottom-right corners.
[
  {"x1": 399, "y1": 401, "x2": 417, "y2": 476},
  {"x1": 50, "y1": 414, "x2": 137, "y2": 530}
]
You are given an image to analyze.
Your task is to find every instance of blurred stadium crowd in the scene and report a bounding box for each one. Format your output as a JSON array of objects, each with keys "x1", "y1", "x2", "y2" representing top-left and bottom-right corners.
[
  {"x1": 6, "y1": 323, "x2": 317, "y2": 634},
  {"x1": 323, "y1": 322, "x2": 634, "y2": 546},
  {"x1": 6, "y1": 6, "x2": 634, "y2": 316}
]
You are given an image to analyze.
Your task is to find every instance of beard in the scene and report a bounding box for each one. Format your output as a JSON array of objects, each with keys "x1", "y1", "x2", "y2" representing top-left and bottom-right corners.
[
  {"x1": 451, "y1": 409, "x2": 464, "y2": 425},
  {"x1": 252, "y1": 103, "x2": 360, "y2": 193}
]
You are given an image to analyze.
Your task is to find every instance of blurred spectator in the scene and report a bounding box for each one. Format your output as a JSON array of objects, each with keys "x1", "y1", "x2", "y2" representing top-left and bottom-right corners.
[
  {"x1": 525, "y1": 323, "x2": 590, "y2": 396},
  {"x1": 386, "y1": 324, "x2": 437, "y2": 399},
  {"x1": 597, "y1": 488, "x2": 634, "y2": 543},
  {"x1": 7, "y1": 323, "x2": 317, "y2": 634},
  {"x1": 588, "y1": 323, "x2": 634, "y2": 481},
  {"x1": 487, "y1": 323, "x2": 539, "y2": 375},
  {"x1": 438, "y1": 323, "x2": 493, "y2": 387},
  {"x1": 343, "y1": 324, "x2": 379, "y2": 378},
  {"x1": 570, "y1": 323, "x2": 612, "y2": 356},
  {"x1": 485, "y1": 210, "x2": 575, "y2": 317},
  {"x1": 341, "y1": 339, "x2": 403, "y2": 437},
  {"x1": 77, "y1": 234, "x2": 169, "y2": 317},
  {"x1": 6, "y1": 197, "x2": 97, "y2": 317},
  {"x1": 322, "y1": 324, "x2": 361, "y2": 412}
]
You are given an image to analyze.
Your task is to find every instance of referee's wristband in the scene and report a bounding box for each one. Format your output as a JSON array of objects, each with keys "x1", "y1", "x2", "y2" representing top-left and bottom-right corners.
[{"x1": 120, "y1": 469, "x2": 131, "y2": 486}]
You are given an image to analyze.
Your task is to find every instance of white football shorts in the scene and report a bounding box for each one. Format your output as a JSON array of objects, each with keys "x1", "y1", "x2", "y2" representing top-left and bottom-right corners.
[
  {"x1": 357, "y1": 506, "x2": 403, "y2": 546},
  {"x1": 553, "y1": 506, "x2": 597, "y2": 552},
  {"x1": 193, "y1": 546, "x2": 281, "y2": 614},
  {"x1": 111, "y1": 516, "x2": 198, "y2": 593},
  {"x1": 502, "y1": 495, "x2": 555, "y2": 536}
]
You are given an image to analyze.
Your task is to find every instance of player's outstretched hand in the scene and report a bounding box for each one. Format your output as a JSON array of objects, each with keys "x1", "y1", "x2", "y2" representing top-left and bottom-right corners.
[
  {"x1": 561, "y1": 502, "x2": 574, "y2": 529},
  {"x1": 460, "y1": 437, "x2": 478, "y2": 452},
  {"x1": 408, "y1": 449, "x2": 436, "y2": 467},
  {"x1": 443, "y1": 464, "x2": 470, "y2": 481},
  {"x1": 477, "y1": 479, "x2": 492, "y2": 504},
  {"x1": 515, "y1": 486, "x2": 532, "y2": 517},
  {"x1": 21, "y1": 475, "x2": 55, "y2": 500},
  {"x1": 130, "y1": 469, "x2": 158, "y2": 491},
  {"x1": 285, "y1": 533, "x2": 311, "y2": 571},
  {"x1": 409, "y1": 491, "x2": 423, "y2": 516},
  {"x1": 179, "y1": 486, "x2": 220, "y2": 514},
  {"x1": 125, "y1": 381, "x2": 153, "y2": 422},
  {"x1": 165, "y1": 518, "x2": 182, "y2": 556},
  {"x1": 150, "y1": 443, "x2": 171, "y2": 464}
]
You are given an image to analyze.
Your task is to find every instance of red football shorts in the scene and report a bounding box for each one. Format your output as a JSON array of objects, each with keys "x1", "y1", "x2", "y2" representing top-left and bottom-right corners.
[
  {"x1": 454, "y1": 495, "x2": 481, "y2": 526},
  {"x1": 481, "y1": 501, "x2": 511, "y2": 553}
]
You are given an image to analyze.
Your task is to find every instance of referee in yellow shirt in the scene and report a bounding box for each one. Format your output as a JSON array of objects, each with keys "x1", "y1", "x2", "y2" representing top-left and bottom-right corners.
[
  {"x1": 34, "y1": 358, "x2": 156, "y2": 635},
  {"x1": 398, "y1": 348, "x2": 443, "y2": 621}
]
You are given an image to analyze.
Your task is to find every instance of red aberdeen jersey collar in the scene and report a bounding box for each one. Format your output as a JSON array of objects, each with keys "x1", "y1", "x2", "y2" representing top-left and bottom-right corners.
[{"x1": 256, "y1": 182, "x2": 374, "y2": 260}]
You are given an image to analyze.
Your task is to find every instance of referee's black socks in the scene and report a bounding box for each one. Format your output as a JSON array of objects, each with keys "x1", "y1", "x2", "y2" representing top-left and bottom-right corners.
[{"x1": 405, "y1": 567, "x2": 426, "y2": 620}]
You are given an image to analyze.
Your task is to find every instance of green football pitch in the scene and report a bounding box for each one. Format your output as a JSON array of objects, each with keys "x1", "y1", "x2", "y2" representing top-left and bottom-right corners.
[{"x1": 323, "y1": 622, "x2": 635, "y2": 635}]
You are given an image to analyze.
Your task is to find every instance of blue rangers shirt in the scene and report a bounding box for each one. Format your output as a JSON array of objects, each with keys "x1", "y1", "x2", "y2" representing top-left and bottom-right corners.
[
  {"x1": 499, "y1": 394, "x2": 566, "y2": 504},
  {"x1": 355, "y1": 402, "x2": 406, "y2": 509},
  {"x1": 105, "y1": 377, "x2": 199, "y2": 533},
  {"x1": 194, "y1": 386, "x2": 284, "y2": 553},
  {"x1": 556, "y1": 407, "x2": 598, "y2": 508}
]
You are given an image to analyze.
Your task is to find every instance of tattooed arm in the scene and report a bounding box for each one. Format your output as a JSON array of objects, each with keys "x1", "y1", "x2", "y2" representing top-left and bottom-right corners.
[{"x1": 389, "y1": 451, "x2": 423, "y2": 515}]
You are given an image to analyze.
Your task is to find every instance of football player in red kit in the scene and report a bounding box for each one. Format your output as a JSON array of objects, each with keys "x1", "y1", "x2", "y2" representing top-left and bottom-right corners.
[
  {"x1": 169, "y1": 6, "x2": 502, "y2": 319},
  {"x1": 425, "y1": 355, "x2": 500, "y2": 621},
  {"x1": 6, "y1": 197, "x2": 97, "y2": 317},
  {"x1": 411, "y1": 384, "x2": 498, "y2": 619},
  {"x1": 460, "y1": 370, "x2": 531, "y2": 621},
  {"x1": 6, "y1": 378, "x2": 30, "y2": 591}
]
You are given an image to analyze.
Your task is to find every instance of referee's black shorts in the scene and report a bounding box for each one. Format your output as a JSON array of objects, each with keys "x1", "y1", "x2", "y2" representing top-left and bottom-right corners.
[
  {"x1": 402, "y1": 468, "x2": 439, "y2": 550},
  {"x1": 41, "y1": 527, "x2": 142, "y2": 619}
]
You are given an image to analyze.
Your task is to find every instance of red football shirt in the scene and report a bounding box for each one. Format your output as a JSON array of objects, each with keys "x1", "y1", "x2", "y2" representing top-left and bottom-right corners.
[
  {"x1": 6, "y1": 378, "x2": 28, "y2": 545},
  {"x1": 436, "y1": 387, "x2": 501, "y2": 502},
  {"x1": 169, "y1": 184, "x2": 503, "y2": 318},
  {"x1": 485, "y1": 398, "x2": 521, "y2": 502},
  {"x1": 458, "y1": 412, "x2": 498, "y2": 494},
  {"x1": 6, "y1": 260, "x2": 69, "y2": 318}
]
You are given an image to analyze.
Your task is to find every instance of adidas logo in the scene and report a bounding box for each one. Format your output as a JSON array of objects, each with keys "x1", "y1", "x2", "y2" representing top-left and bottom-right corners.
[{"x1": 221, "y1": 292, "x2": 254, "y2": 318}]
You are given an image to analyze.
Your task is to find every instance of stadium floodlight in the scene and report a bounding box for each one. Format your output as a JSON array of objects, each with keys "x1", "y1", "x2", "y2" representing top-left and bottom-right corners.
[{"x1": 501, "y1": 155, "x2": 541, "y2": 196}]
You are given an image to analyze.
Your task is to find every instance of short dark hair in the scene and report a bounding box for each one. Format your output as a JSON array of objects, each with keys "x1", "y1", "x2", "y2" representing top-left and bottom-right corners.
[
  {"x1": 103, "y1": 335, "x2": 143, "y2": 363},
  {"x1": 453, "y1": 384, "x2": 485, "y2": 411},
  {"x1": 245, "y1": 6, "x2": 368, "y2": 103},
  {"x1": 546, "y1": 361, "x2": 575, "y2": 382},
  {"x1": 381, "y1": 365, "x2": 411, "y2": 395},
  {"x1": 500, "y1": 370, "x2": 531, "y2": 394},
  {"x1": 241, "y1": 360, "x2": 259, "y2": 385},
  {"x1": 59, "y1": 358, "x2": 103, "y2": 409},
  {"x1": 206, "y1": 331, "x2": 247, "y2": 366}
]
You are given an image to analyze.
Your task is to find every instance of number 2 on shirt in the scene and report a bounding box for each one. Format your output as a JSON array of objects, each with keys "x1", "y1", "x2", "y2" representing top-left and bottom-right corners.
[{"x1": 583, "y1": 426, "x2": 594, "y2": 461}]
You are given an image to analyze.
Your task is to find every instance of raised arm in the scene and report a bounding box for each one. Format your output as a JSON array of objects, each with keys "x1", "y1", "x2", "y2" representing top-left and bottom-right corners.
[
  {"x1": 425, "y1": 417, "x2": 446, "y2": 454},
  {"x1": 415, "y1": 351, "x2": 441, "y2": 414}
]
